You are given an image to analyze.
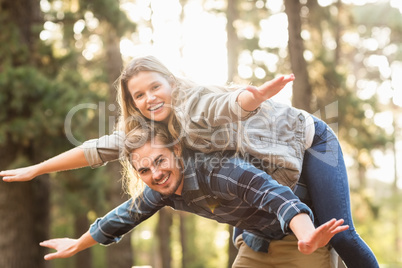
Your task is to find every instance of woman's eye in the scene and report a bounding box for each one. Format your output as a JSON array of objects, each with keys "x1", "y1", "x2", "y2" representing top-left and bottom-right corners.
[
  {"x1": 134, "y1": 93, "x2": 143, "y2": 99},
  {"x1": 152, "y1": 85, "x2": 160, "y2": 90}
]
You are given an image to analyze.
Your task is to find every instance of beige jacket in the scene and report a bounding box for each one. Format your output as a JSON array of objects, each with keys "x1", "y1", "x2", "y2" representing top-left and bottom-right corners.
[{"x1": 81, "y1": 87, "x2": 308, "y2": 189}]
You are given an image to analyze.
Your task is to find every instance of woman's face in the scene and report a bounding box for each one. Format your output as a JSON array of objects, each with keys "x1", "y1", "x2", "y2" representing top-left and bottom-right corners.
[{"x1": 127, "y1": 71, "x2": 174, "y2": 123}]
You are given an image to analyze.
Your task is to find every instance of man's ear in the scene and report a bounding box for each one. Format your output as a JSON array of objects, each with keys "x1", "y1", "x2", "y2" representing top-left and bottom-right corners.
[{"x1": 173, "y1": 144, "x2": 182, "y2": 157}]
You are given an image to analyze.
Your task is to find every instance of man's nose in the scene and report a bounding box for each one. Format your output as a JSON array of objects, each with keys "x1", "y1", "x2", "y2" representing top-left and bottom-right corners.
[{"x1": 151, "y1": 166, "x2": 162, "y2": 178}]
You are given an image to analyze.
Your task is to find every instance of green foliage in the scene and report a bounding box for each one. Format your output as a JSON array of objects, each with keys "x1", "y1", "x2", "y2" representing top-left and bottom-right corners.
[
  {"x1": 0, "y1": 65, "x2": 102, "y2": 156},
  {"x1": 0, "y1": 9, "x2": 29, "y2": 67},
  {"x1": 80, "y1": 0, "x2": 135, "y2": 35}
]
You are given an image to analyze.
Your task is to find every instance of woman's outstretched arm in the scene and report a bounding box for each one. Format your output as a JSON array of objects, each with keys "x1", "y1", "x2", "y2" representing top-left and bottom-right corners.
[{"x1": 0, "y1": 147, "x2": 89, "y2": 182}]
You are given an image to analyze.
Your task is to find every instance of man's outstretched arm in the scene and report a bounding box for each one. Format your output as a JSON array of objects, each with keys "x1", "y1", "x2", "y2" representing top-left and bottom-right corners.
[
  {"x1": 289, "y1": 214, "x2": 349, "y2": 255},
  {"x1": 40, "y1": 231, "x2": 98, "y2": 260}
]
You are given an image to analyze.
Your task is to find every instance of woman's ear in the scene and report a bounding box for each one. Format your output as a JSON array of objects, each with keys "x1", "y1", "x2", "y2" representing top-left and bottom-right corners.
[{"x1": 169, "y1": 75, "x2": 176, "y2": 88}]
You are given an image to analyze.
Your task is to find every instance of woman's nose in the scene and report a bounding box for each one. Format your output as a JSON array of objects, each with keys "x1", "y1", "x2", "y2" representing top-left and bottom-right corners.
[{"x1": 146, "y1": 92, "x2": 156, "y2": 102}]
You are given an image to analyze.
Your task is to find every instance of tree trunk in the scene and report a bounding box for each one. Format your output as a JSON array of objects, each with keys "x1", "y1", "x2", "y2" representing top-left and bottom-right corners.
[
  {"x1": 227, "y1": 226, "x2": 237, "y2": 268},
  {"x1": 284, "y1": 0, "x2": 312, "y2": 112},
  {"x1": 104, "y1": 26, "x2": 134, "y2": 268},
  {"x1": 0, "y1": 174, "x2": 49, "y2": 268},
  {"x1": 226, "y1": 0, "x2": 240, "y2": 83},
  {"x1": 179, "y1": 212, "x2": 190, "y2": 268},
  {"x1": 105, "y1": 162, "x2": 134, "y2": 268},
  {"x1": 391, "y1": 106, "x2": 401, "y2": 262},
  {"x1": 0, "y1": 0, "x2": 49, "y2": 267},
  {"x1": 157, "y1": 208, "x2": 172, "y2": 268},
  {"x1": 284, "y1": 2, "x2": 346, "y2": 267},
  {"x1": 75, "y1": 213, "x2": 93, "y2": 268},
  {"x1": 226, "y1": 1, "x2": 240, "y2": 266},
  {"x1": 180, "y1": 212, "x2": 201, "y2": 268}
]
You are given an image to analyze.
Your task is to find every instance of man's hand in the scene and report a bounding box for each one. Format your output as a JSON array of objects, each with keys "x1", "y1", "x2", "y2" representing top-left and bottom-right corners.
[
  {"x1": 40, "y1": 238, "x2": 79, "y2": 260},
  {"x1": 298, "y1": 219, "x2": 349, "y2": 255},
  {"x1": 40, "y1": 231, "x2": 97, "y2": 260}
]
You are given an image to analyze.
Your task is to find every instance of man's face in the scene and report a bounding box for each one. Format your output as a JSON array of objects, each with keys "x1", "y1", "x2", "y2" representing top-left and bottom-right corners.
[{"x1": 131, "y1": 138, "x2": 183, "y2": 196}]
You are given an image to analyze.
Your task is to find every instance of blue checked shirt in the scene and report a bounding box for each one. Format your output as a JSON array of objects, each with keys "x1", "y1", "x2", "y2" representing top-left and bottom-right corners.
[{"x1": 90, "y1": 151, "x2": 313, "y2": 253}]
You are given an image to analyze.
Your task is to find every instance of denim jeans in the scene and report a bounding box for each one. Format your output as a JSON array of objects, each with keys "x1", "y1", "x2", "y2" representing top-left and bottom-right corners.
[{"x1": 300, "y1": 116, "x2": 379, "y2": 267}]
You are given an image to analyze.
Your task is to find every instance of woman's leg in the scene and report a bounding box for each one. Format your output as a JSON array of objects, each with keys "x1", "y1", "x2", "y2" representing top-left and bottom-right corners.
[{"x1": 300, "y1": 117, "x2": 379, "y2": 267}]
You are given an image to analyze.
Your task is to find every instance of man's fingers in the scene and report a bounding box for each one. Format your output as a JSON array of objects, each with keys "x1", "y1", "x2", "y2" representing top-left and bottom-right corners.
[
  {"x1": 332, "y1": 225, "x2": 349, "y2": 234},
  {"x1": 329, "y1": 219, "x2": 347, "y2": 232},
  {"x1": 316, "y1": 218, "x2": 336, "y2": 232},
  {"x1": 320, "y1": 219, "x2": 348, "y2": 235},
  {"x1": 40, "y1": 239, "x2": 60, "y2": 250}
]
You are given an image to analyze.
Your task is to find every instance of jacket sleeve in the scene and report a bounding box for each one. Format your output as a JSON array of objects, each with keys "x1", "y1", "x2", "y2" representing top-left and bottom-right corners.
[
  {"x1": 210, "y1": 158, "x2": 314, "y2": 234},
  {"x1": 79, "y1": 131, "x2": 125, "y2": 168},
  {"x1": 89, "y1": 188, "x2": 164, "y2": 245},
  {"x1": 181, "y1": 87, "x2": 260, "y2": 128}
]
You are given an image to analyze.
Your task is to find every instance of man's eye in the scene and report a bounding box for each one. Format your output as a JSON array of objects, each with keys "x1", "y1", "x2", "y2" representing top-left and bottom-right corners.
[
  {"x1": 139, "y1": 168, "x2": 149, "y2": 174},
  {"x1": 155, "y1": 158, "x2": 165, "y2": 167},
  {"x1": 152, "y1": 85, "x2": 160, "y2": 90}
]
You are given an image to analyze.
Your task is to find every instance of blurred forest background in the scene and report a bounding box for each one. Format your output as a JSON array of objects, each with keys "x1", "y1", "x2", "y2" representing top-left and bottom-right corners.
[{"x1": 0, "y1": 0, "x2": 401, "y2": 267}]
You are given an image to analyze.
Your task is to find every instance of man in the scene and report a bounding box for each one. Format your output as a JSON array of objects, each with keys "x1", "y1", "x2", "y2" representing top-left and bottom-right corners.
[{"x1": 40, "y1": 122, "x2": 347, "y2": 267}]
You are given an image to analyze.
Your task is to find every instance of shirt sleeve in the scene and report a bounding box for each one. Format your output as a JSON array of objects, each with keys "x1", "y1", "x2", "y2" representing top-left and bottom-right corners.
[
  {"x1": 89, "y1": 188, "x2": 165, "y2": 245},
  {"x1": 181, "y1": 87, "x2": 260, "y2": 128},
  {"x1": 210, "y1": 158, "x2": 314, "y2": 233},
  {"x1": 79, "y1": 131, "x2": 125, "y2": 168}
]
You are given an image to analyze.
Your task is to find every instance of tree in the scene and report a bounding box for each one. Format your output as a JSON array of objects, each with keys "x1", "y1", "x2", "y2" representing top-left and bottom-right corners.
[
  {"x1": 284, "y1": 0, "x2": 313, "y2": 112},
  {"x1": 39, "y1": 1, "x2": 136, "y2": 266},
  {"x1": 0, "y1": 1, "x2": 51, "y2": 267},
  {"x1": 0, "y1": 0, "x2": 99, "y2": 267}
]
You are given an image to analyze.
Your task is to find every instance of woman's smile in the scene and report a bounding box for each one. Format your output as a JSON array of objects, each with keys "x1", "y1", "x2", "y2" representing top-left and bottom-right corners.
[{"x1": 148, "y1": 102, "x2": 165, "y2": 112}]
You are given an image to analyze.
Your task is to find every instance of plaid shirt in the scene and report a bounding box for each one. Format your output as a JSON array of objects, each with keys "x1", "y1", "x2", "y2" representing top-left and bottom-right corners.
[{"x1": 90, "y1": 151, "x2": 313, "y2": 253}]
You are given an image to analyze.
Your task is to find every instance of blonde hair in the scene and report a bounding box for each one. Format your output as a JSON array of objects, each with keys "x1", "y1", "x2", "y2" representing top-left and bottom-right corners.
[
  {"x1": 121, "y1": 121, "x2": 183, "y2": 199},
  {"x1": 116, "y1": 55, "x2": 235, "y2": 141}
]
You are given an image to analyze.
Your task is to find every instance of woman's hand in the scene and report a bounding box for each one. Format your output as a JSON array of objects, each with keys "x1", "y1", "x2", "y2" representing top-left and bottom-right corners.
[
  {"x1": 245, "y1": 74, "x2": 295, "y2": 103},
  {"x1": 237, "y1": 74, "x2": 295, "y2": 112},
  {"x1": 0, "y1": 165, "x2": 40, "y2": 182}
]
